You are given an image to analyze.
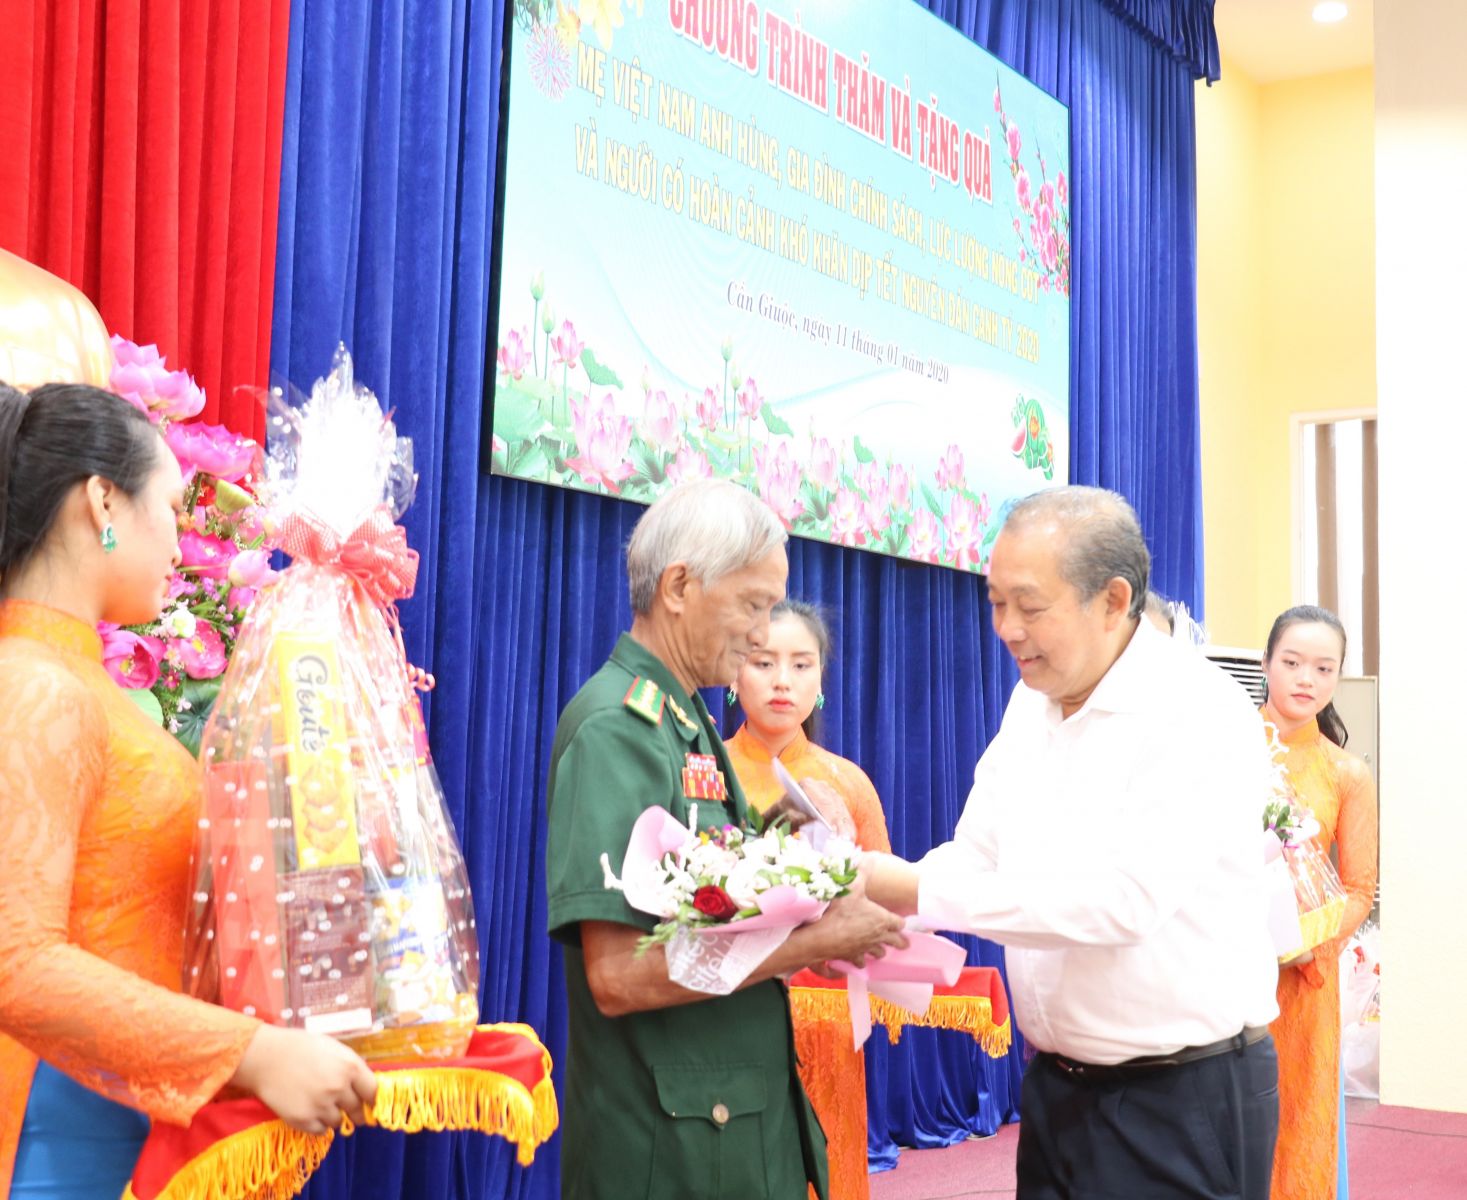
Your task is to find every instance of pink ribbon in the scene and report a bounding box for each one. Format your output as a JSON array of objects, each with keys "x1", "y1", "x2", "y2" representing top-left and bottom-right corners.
[{"x1": 279, "y1": 505, "x2": 419, "y2": 606}]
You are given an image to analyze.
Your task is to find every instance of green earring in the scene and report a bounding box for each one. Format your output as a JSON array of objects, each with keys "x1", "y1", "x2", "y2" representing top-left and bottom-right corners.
[
  {"x1": 725, "y1": 687, "x2": 738, "y2": 705},
  {"x1": 815, "y1": 692, "x2": 825, "y2": 710},
  {"x1": 100, "y1": 523, "x2": 117, "y2": 554}
]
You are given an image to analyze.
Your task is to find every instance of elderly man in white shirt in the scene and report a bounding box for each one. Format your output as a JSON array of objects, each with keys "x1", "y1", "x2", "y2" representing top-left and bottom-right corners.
[{"x1": 864, "y1": 486, "x2": 1279, "y2": 1200}]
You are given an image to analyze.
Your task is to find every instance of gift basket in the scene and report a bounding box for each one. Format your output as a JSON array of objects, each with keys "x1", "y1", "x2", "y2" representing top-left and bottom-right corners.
[
  {"x1": 1340, "y1": 919, "x2": 1381, "y2": 1098},
  {"x1": 1263, "y1": 728, "x2": 1347, "y2": 962},
  {"x1": 182, "y1": 347, "x2": 480, "y2": 1061}
]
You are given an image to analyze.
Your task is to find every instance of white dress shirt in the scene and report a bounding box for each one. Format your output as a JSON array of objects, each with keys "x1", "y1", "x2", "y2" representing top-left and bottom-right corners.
[{"x1": 918, "y1": 619, "x2": 1280, "y2": 1064}]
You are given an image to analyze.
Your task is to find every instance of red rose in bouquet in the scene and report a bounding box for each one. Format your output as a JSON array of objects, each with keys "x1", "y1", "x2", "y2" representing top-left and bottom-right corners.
[{"x1": 692, "y1": 884, "x2": 739, "y2": 921}]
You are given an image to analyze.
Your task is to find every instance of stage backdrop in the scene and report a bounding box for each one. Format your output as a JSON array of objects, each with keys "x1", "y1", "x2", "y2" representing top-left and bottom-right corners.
[
  {"x1": 264, "y1": 1, "x2": 1218, "y2": 1197},
  {"x1": 491, "y1": 0, "x2": 1071, "y2": 574}
]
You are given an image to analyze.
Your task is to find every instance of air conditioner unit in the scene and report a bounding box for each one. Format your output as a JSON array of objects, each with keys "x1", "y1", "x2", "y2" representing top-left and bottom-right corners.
[{"x1": 1203, "y1": 645, "x2": 1266, "y2": 704}]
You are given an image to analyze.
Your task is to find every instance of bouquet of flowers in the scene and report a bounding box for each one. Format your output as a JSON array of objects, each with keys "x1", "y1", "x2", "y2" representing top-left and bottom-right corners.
[
  {"x1": 101, "y1": 336, "x2": 275, "y2": 752},
  {"x1": 181, "y1": 347, "x2": 480, "y2": 1061},
  {"x1": 602, "y1": 804, "x2": 858, "y2": 995},
  {"x1": 1263, "y1": 725, "x2": 1347, "y2": 961},
  {"x1": 604, "y1": 807, "x2": 858, "y2": 949}
]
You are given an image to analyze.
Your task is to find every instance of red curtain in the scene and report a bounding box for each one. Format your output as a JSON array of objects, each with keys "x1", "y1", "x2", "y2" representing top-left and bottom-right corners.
[{"x1": 0, "y1": 0, "x2": 290, "y2": 441}]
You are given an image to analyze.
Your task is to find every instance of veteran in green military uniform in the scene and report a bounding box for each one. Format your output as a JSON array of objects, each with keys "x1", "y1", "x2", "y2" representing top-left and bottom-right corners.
[{"x1": 546, "y1": 479, "x2": 906, "y2": 1200}]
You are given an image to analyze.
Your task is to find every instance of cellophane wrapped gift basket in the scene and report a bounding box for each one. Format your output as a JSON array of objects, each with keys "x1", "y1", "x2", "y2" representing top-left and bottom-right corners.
[{"x1": 181, "y1": 347, "x2": 480, "y2": 1061}]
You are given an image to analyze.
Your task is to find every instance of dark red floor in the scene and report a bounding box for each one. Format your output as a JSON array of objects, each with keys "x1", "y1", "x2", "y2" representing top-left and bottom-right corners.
[{"x1": 870, "y1": 1100, "x2": 1467, "y2": 1199}]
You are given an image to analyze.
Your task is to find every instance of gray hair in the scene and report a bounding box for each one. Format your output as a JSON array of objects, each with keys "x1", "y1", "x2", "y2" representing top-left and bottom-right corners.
[
  {"x1": 626, "y1": 479, "x2": 788, "y2": 615},
  {"x1": 1001, "y1": 486, "x2": 1150, "y2": 619}
]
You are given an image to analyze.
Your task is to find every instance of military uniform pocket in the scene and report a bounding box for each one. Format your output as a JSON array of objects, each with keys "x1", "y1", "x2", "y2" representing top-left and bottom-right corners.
[{"x1": 647, "y1": 1063, "x2": 771, "y2": 1199}]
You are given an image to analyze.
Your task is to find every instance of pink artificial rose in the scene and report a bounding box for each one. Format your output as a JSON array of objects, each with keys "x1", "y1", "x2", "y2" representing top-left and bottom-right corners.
[
  {"x1": 565, "y1": 392, "x2": 634, "y2": 492},
  {"x1": 550, "y1": 320, "x2": 585, "y2": 369},
  {"x1": 179, "y1": 530, "x2": 237, "y2": 580},
  {"x1": 889, "y1": 464, "x2": 913, "y2": 512},
  {"x1": 1015, "y1": 168, "x2": 1032, "y2": 214},
  {"x1": 829, "y1": 486, "x2": 865, "y2": 547},
  {"x1": 696, "y1": 387, "x2": 721, "y2": 432},
  {"x1": 666, "y1": 444, "x2": 713, "y2": 485},
  {"x1": 736, "y1": 377, "x2": 763, "y2": 421},
  {"x1": 172, "y1": 621, "x2": 228, "y2": 680},
  {"x1": 907, "y1": 508, "x2": 941, "y2": 564},
  {"x1": 150, "y1": 369, "x2": 206, "y2": 422},
  {"x1": 1057, "y1": 170, "x2": 1068, "y2": 205},
  {"x1": 1006, "y1": 123, "x2": 1022, "y2": 161},
  {"x1": 752, "y1": 441, "x2": 805, "y2": 528},
  {"x1": 165, "y1": 421, "x2": 257, "y2": 483},
  {"x1": 497, "y1": 328, "x2": 532, "y2": 380},
  {"x1": 943, "y1": 495, "x2": 984, "y2": 570},
  {"x1": 935, "y1": 444, "x2": 965, "y2": 491},
  {"x1": 641, "y1": 388, "x2": 680, "y2": 450},
  {"x1": 808, "y1": 437, "x2": 839, "y2": 490},
  {"x1": 110, "y1": 337, "x2": 206, "y2": 422},
  {"x1": 228, "y1": 547, "x2": 277, "y2": 589},
  {"x1": 99, "y1": 625, "x2": 165, "y2": 690},
  {"x1": 1038, "y1": 181, "x2": 1054, "y2": 213}
]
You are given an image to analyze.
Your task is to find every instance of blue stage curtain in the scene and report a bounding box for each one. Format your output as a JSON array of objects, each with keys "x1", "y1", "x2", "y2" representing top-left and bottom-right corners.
[{"x1": 269, "y1": 1, "x2": 1215, "y2": 1196}]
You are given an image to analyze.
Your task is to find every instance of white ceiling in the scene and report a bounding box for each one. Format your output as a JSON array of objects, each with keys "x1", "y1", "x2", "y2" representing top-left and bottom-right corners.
[{"x1": 1214, "y1": 0, "x2": 1374, "y2": 83}]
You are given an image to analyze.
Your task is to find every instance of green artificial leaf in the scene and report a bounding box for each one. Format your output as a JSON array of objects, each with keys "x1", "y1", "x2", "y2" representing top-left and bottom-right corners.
[
  {"x1": 580, "y1": 348, "x2": 623, "y2": 388},
  {"x1": 920, "y1": 481, "x2": 945, "y2": 517},
  {"x1": 126, "y1": 687, "x2": 165, "y2": 726},
  {"x1": 173, "y1": 677, "x2": 224, "y2": 758},
  {"x1": 852, "y1": 436, "x2": 875, "y2": 464},
  {"x1": 760, "y1": 404, "x2": 794, "y2": 436}
]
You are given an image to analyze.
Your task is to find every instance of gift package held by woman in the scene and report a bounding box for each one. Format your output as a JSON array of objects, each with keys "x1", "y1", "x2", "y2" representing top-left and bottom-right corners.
[
  {"x1": 0, "y1": 382, "x2": 376, "y2": 1200},
  {"x1": 724, "y1": 600, "x2": 891, "y2": 1200},
  {"x1": 182, "y1": 347, "x2": 481, "y2": 1065},
  {"x1": 1260, "y1": 606, "x2": 1378, "y2": 1200}
]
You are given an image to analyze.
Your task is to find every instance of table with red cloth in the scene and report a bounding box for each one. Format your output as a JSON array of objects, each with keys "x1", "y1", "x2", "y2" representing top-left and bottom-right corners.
[
  {"x1": 124, "y1": 1023, "x2": 557, "y2": 1200},
  {"x1": 787, "y1": 965, "x2": 1011, "y2": 1057}
]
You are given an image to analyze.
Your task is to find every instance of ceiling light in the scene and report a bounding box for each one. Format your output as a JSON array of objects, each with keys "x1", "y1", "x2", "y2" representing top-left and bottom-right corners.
[{"x1": 1312, "y1": 2, "x2": 1348, "y2": 23}]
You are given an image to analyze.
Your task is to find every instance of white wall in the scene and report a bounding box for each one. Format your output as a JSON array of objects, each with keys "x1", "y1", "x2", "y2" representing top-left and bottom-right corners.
[{"x1": 1375, "y1": 0, "x2": 1467, "y2": 1113}]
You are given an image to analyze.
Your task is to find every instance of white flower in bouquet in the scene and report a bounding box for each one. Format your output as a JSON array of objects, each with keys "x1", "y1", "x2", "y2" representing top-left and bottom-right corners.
[
  {"x1": 601, "y1": 806, "x2": 860, "y2": 952},
  {"x1": 161, "y1": 607, "x2": 198, "y2": 639}
]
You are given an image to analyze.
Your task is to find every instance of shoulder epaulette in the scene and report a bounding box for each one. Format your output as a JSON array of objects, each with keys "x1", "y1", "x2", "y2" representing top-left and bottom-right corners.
[{"x1": 623, "y1": 677, "x2": 665, "y2": 726}]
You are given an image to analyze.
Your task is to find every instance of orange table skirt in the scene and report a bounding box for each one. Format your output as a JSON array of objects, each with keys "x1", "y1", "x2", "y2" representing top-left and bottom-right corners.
[
  {"x1": 788, "y1": 966, "x2": 1012, "y2": 1059},
  {"x1": 124, "y1": 1023, "x2": 558, "y2": 1200}
]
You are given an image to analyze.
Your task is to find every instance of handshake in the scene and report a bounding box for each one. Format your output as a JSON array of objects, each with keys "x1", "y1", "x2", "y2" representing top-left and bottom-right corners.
[{"x1": 778, "y1": 778, "x2": 922, "y2": 975}]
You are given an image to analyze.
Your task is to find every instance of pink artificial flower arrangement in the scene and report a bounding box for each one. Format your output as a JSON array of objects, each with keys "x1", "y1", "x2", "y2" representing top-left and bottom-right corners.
[{"x1": 102, "y1": 336, "x2": 276, "y2": 752}]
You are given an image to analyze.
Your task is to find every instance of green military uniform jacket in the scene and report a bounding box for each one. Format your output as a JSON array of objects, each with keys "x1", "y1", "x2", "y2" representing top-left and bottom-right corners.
[{"x1": 546, "y1": 634, "x2": 828, "y2": 1200}]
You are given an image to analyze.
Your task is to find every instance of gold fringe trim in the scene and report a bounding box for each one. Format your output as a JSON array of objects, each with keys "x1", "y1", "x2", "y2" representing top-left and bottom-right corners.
[
  {"x1": 788, "y1": 988, "x2": 1012, "y2": 1058},
  {"x1": 120, "y1": 1121, "x2": 334, "y2": 1200},
  {"x1": 124, "y1": 1026, "x2": 560, "y2": 1200},
  {"x1": 366, "y1": 1065, "x2": 558, "y2": 1166}
]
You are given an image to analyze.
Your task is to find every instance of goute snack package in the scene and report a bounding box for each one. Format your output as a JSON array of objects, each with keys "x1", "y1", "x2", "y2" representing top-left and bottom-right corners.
[{"x1": 182, "y1": 347, "x2": 480, "y2": 1060}]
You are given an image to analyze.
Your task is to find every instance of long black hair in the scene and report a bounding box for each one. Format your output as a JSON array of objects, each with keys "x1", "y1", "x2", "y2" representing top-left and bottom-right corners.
[
  {"x1": 725, "y1": 598, "x2": 833, "y2": 743},
  {"x1": 0, "y1": 382, "x2": 163, "y2": 581},
  {"x1": 1264, "y1": 604, "x2": 1349, "y2": 747}
]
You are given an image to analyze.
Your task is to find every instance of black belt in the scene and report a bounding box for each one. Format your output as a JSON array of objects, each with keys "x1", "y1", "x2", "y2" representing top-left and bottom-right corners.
[{"x1": 1040, "y1": 1026, "x2": 1270, "y2": 1084}]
